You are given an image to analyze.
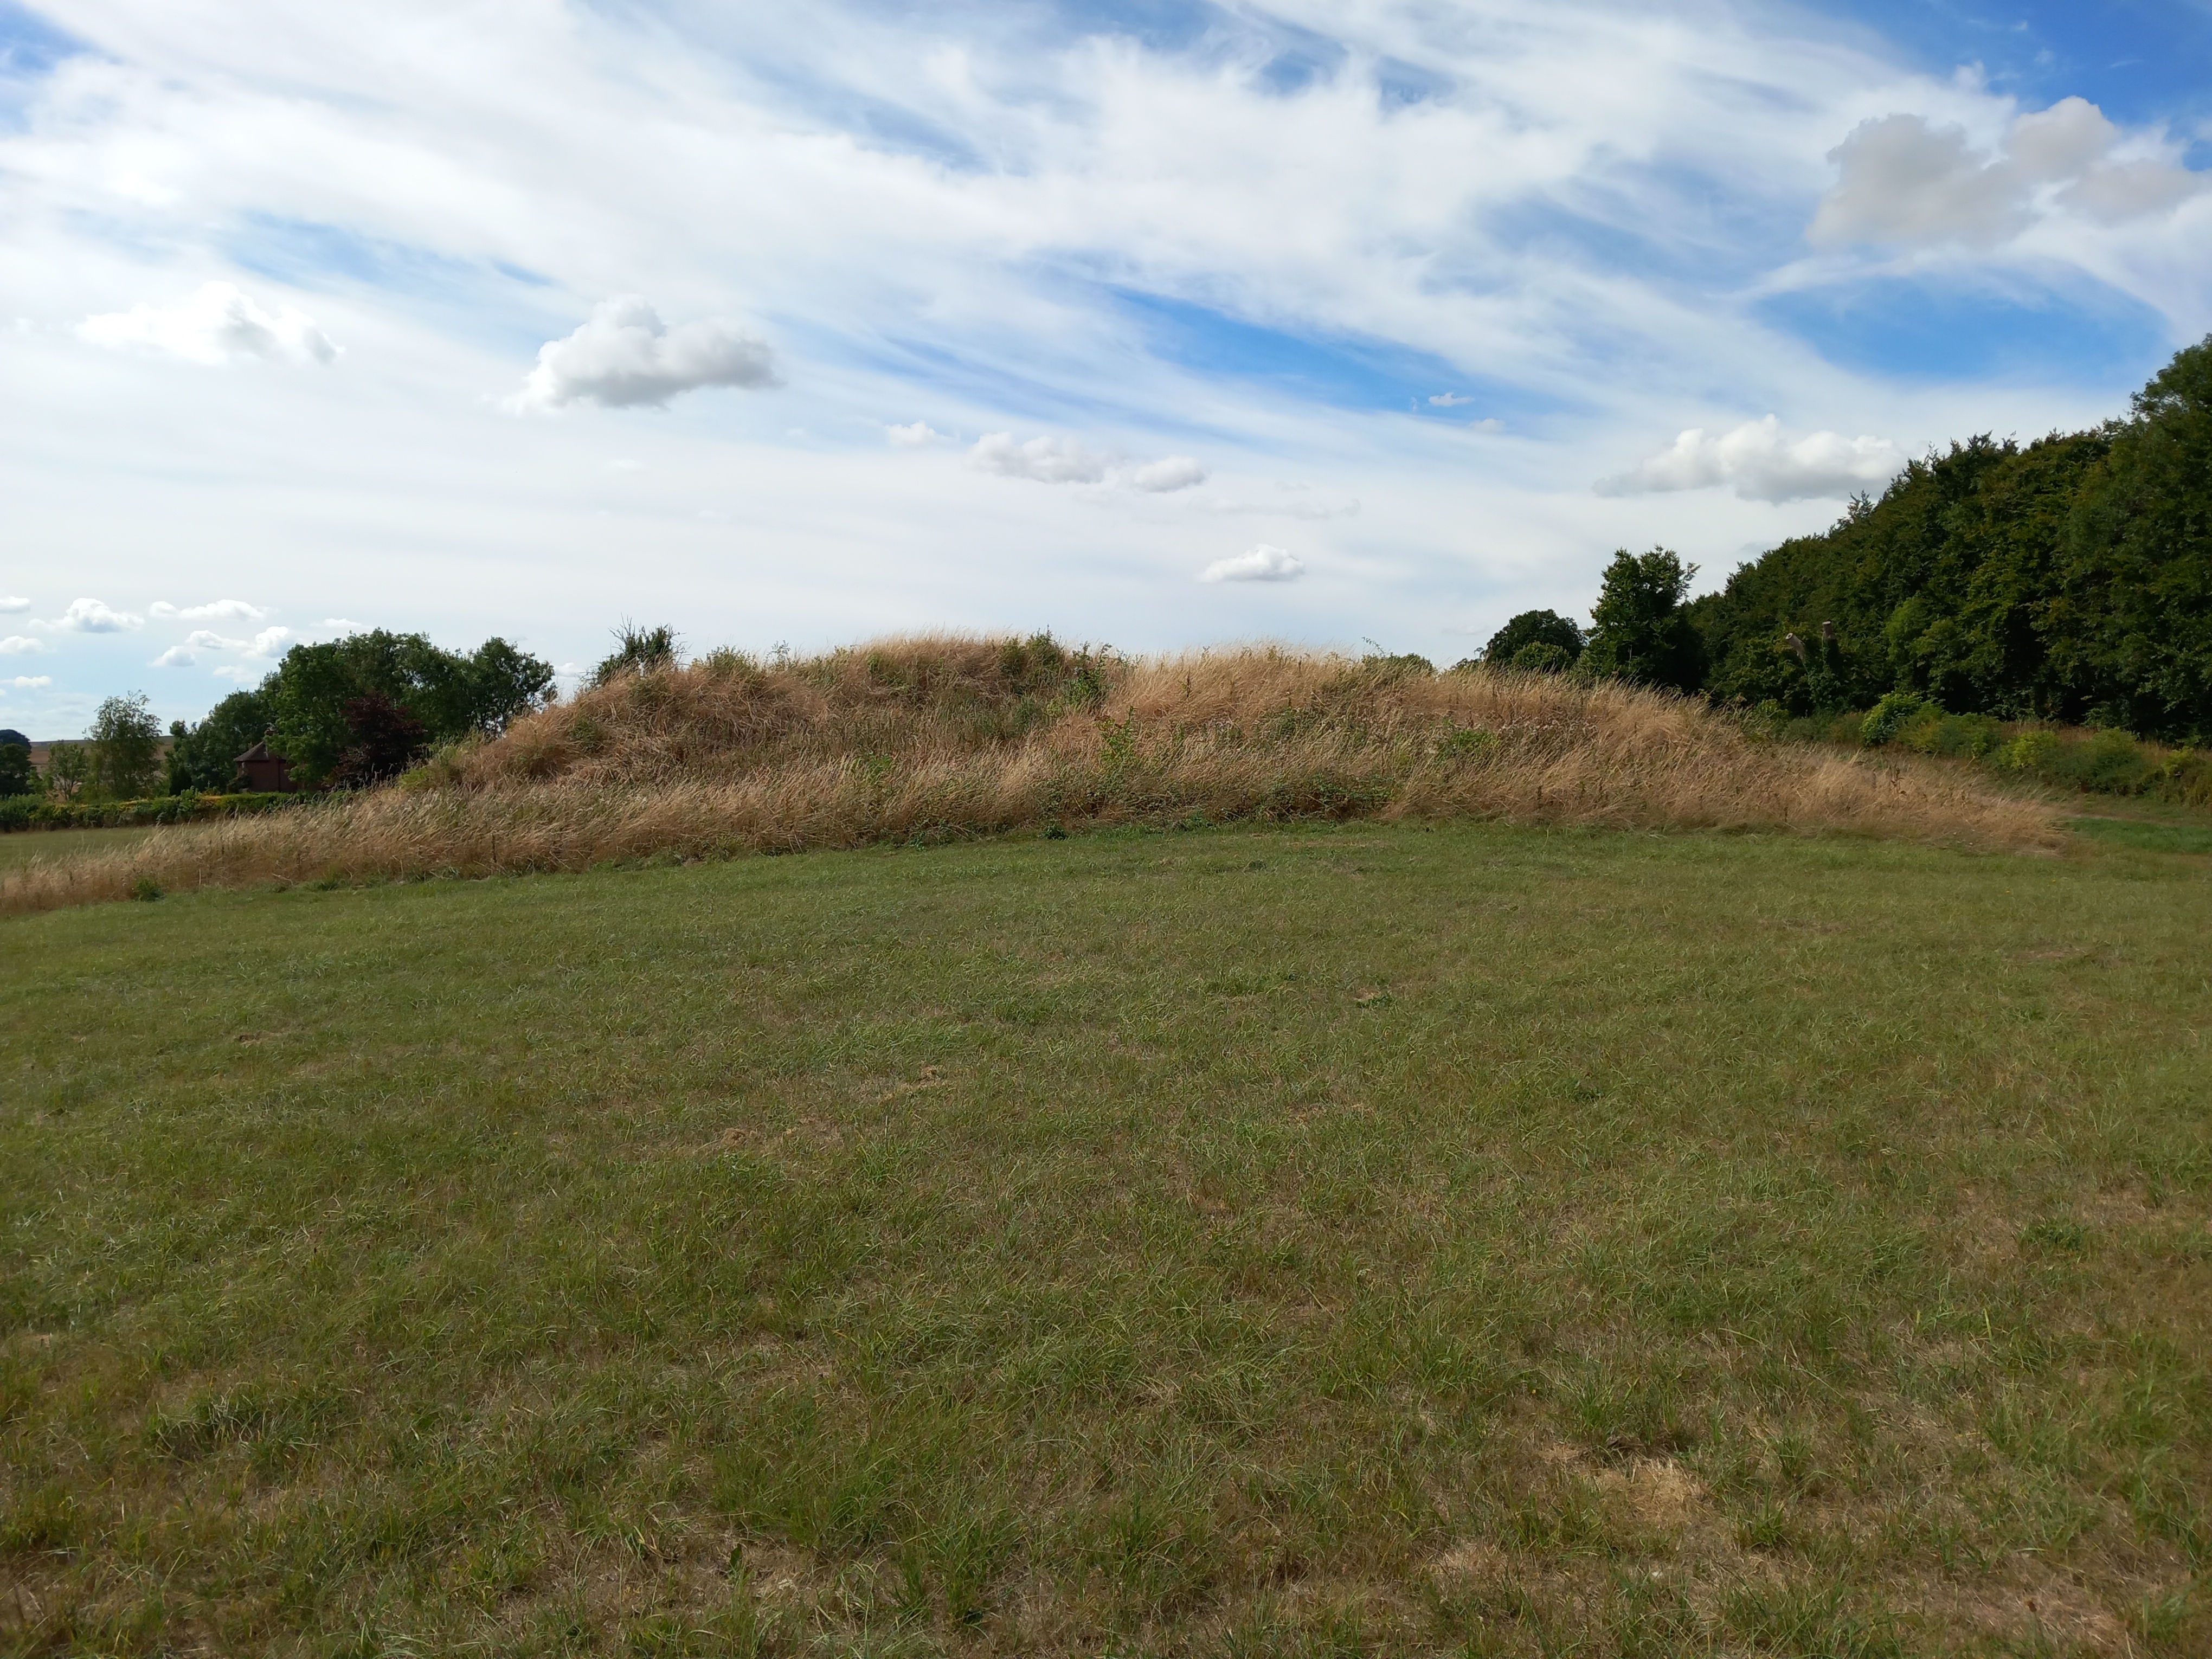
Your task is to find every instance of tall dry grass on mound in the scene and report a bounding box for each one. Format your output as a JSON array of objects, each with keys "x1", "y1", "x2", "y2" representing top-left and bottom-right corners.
[{"x1": 0, "y1": 638, "x2": 2057, "y2": 916}]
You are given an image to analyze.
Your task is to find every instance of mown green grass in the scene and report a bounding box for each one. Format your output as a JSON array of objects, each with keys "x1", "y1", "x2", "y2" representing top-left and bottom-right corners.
[{"x1": 4, "y1": 822, "x2": 2209, "y2": 1656}]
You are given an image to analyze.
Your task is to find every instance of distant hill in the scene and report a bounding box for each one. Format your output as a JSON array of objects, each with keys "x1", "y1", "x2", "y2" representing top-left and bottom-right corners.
[{"x1": 1683, "y1": 337, "x2": 2212, "y2": 742}]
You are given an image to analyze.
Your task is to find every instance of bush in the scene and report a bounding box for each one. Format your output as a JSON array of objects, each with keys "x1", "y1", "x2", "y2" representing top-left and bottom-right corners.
[
  {"x1": 1510, "y1": 641, "x2": 1575, "y2": 673},
  {"x1": 1859, "y1": 690, "x2": 1933, "y2": 747},
  {"x1": 0, "y1": 791, "x2": 304, "y2": 834}
]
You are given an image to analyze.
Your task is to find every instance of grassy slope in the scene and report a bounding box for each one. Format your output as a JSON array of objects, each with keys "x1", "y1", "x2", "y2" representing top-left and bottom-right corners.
[
  {"x1": 3, "y1": 823, "x2": 2209, "y2": 1657},
  {"x1": 0, "y1": 827, "x2": 162, "y2": 874}
]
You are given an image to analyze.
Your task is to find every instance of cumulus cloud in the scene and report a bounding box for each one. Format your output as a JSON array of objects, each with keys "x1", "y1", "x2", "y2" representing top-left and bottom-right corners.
[
  {"x1": 886, "y1": 421, "x2": 947, "y2": 446},
  {"x1": 509, "y1": 296, "x2": 780, "y2": 411},
  {"x1": 0, "y1": 597, "x2": 27, "y2": 614},
  {"x1": 178, "y1": 625, "x2": 293, "y2": 658},
  {"x1": 7, "y1": 674, "x2": 53, "y2": 689},
  {"x1": 1128, "y1": 455, "x2": 1208, "y2": 493},
  {"x1": 967, "y1": 432, "x2": 1108, "y2": 484},
  {"x1": 150, "y1": 598, "x2": 272, "y2": 622},
  {"x1": 1599, "y1": 416, "x2": 1903, "y2": 503},
  {"x1": 1810, "y1": 98, "x2": 2205, "y2": 249},
  {"x1": 1200, "y1": 544, "x2": 1306, "y2": 583},
  {"x1": 151, "y1": 645, "x2": 198, "y2": 667},
  {"x1": 1, "y1": 637, "x2": 50, "y2": 656},
  {"x1": 34, "y1": 597, "x2": 143, "y2": 633},
  {"x1": 81, "y1": 281, "x2": 338, "y2": 365}
]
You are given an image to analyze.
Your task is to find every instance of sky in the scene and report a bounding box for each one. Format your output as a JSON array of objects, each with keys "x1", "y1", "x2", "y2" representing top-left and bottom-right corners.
[{"x1": 2, "y1": 0, "x2": 2208, "y2": 735}]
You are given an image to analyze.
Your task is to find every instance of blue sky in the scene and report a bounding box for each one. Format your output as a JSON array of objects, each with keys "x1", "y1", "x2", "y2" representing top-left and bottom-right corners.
[{"x1": 2, "y1": 0, "x2": 2207, "y2": 734}]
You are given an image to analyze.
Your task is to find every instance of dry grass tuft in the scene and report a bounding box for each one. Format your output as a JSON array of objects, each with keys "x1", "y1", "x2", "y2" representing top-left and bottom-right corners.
[{"x1": 0, "y1": 637, "x2": 2057, "y2": 915}]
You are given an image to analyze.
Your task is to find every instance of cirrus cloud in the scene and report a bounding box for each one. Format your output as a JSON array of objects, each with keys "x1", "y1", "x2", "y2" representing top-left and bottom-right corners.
[
  {"x1": 508, "y1": 296, "x2": 781, "y2": 411},
  {"x1": 1201, "y1": 544, "x2": 1306, "y2": 583},
  {"x1": 1599, "y1": 417, "x2": 1904, "y2": 503}
]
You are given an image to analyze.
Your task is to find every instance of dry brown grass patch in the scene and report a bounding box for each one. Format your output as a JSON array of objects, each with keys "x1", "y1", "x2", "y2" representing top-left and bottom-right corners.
[{"x1": 0, "y1": 639, "x2": 2060, "y2": 916}]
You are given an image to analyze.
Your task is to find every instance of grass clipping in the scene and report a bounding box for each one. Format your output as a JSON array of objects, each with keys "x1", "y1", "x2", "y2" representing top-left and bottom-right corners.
[{"x1": 1, "y1": 639, "x2": 2058, "y2": 913}]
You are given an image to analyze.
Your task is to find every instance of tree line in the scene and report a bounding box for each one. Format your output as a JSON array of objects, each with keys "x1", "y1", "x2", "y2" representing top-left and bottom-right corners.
[
  {"x1": 1, "y1": 632, "x2": 556, "y2": 803},
  {"x1": 1483, "y1": 336, "x2": 2212, "y2": 743}
]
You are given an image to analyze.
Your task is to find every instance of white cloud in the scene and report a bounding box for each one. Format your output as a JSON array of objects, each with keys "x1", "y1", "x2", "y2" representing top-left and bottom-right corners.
[
  {"x1": 1127, "y1": 455, "x2": 1208, "y2": 492},
  {"x1": 1, "y1": 637, "x2": 50, "y2": 656},
  {"x1": 179, "y1": 624, "x2": 293, "y2": 658},
  {"x1": 968, "y1": 432, "x2": 1108, "y2": 484},
  {"x1": 150, "y1": 598, "x2": 272, "y2": 621},
  {"x1": 34, "y1": 597, "x2": 143, "y2": 633},
  {"x1": 1471, "y1": 419, "x2": 1505, "y2": 434},
  {"x1": 81, "y1": 281, "x2": 338, "y2": 366},
  {"x1": 1599, "y1": 416, "x2": 1904, "y2": 503},
  {"x1": 1201, "y1": 544, "x2": 1306, "y2": 583},
  {"x1": 508, "y1": 296, "x2": 780, "y2": 411},
  {"x1": 210, "y1": 665, "x2": 254, "y2": 681},
  {"x1": 1429, "y1": 393, "x2": 1471, "y2": 407},
  {"x1": 885, "y1": 421, "x2": 947, "y2": 446},
  {"x1": 0, "y1": 597, "x2": 27, "y2": 614},
  {"x1": 151, "y1": 645, "x2": 198, "y2": 667},
  {"x1": 1810, "y1": 98, "x2": 2205, "y2": 250},
  {"x1": 968, "y1": 436, "x2": 1206, "y2": 491},
  {"x1": 7, "y1": 675, "x2": 53, "y2": 689}
]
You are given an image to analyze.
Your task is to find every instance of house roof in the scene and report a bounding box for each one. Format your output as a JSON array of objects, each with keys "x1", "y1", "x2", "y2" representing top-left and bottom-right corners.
[{"x1": 237, "y1": 740, "x2": 278, "y2": 763}]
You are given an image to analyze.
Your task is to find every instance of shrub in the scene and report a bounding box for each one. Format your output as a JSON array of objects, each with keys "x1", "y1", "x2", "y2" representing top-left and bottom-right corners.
[
  {"x1": 590, "y1": 623, "x2": 680, "y2": 687},
  {"x1": 1859, "y1": 690, "x2": 1933, "y2": 747},
  {"x1": 1510, "y1": 641, "x2": 1575, "y2": 673}
]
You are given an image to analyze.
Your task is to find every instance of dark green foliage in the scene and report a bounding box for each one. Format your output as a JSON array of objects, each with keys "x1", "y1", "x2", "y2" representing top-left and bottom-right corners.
[
  {"x1": 87, "y1": 693, "x2": 165, "y2": 801},
  {"x1": 267, "y1": 631, "x2": 556, "y2": 786},
  {"x1": 1688, "y1": 336, "x2": 2212, "y2": 740},
  {"x1": 0, "y1": 791, "x2": 299, "y2": 834},
  {"x1": 1583, "y1": 548, "x2": 1705, "y2": 692},
  {"x1": 1510, "y1": 640, "x2": 1574, "y2": 673},
  {"x1": 590, "y1": 622, "x2": 680, "y2": 687},
  {"x1": 1483, "y1": 608, "x2": 1584, "y2": 664},
  {"x1": 166, "y1": 689, "x2": 276, "y2": 793},
  {"x1": 2060, "y1": 340, "x2": 2212, "y2": 736},
  {"x1": 0, "y1": 743, "x2": 35, "y2": 800}
]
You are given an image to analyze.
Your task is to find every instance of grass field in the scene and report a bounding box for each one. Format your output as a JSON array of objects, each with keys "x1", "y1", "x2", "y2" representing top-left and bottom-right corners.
[
  {"x1": 0, "y1": 827, "x2": 162, "y2": 874},
  {"x1": 4, "y1": 821, "x2": 2209, "y2": 1656}
]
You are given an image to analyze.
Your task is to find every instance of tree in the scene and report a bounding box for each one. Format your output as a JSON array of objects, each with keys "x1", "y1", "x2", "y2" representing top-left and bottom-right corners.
[
  {"x1": 45, "y1": 741, "x2": 89, "y2": 800},
  {"x1": 264, "y1": 629, "x2": 557, "y2": 786},
  {"x1": 1482, "y1": 609, "x2": 1584, "y2": 666},
  {"x1": 1681, "y1": 335, "x2": 2212, "y2": 738},
  {"x1": 2060, "y1": 335, "x2": 2212, "y2": 738},
  {"x1": 333, "y1": 692, "x2": 428, "y2": 785},
  {"x1": 0, "y1": 741, "x2": 37, "y2": 799},
  {"x1": 1581, "y1": 548, "x2": 1706, "y2": 692},
  {"x1": 88, "y1": 692, "x2": 165, "y2": 800},
  {"x1": 166, "y1": 687, "x2": 276, "y2": 793}
]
